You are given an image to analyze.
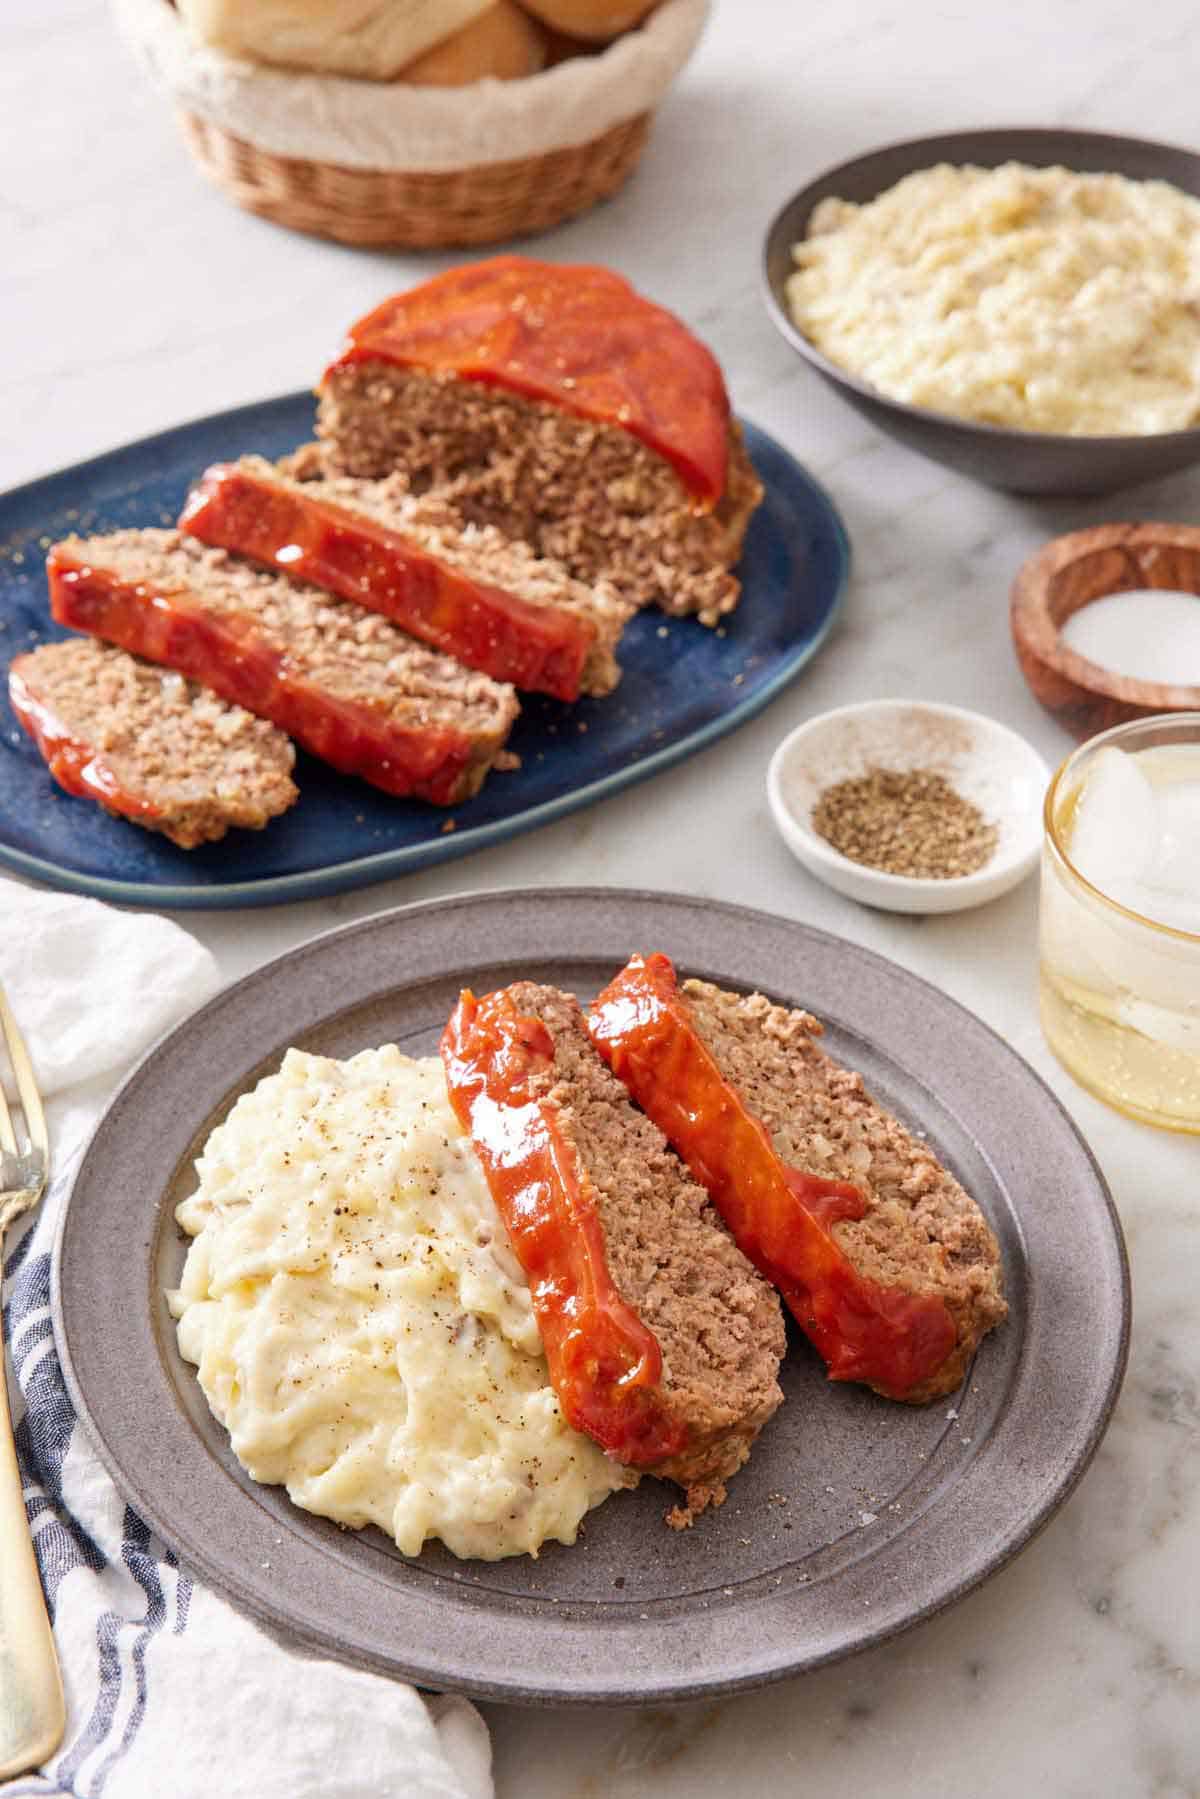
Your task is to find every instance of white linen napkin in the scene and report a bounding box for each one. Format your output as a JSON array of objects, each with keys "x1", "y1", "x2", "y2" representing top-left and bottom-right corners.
[
  {"x1": 114, "y1": 0, "x2": 708, "y2": 171},
  {"x1": 0, "y1": 877, "x2": 493, "y2": 1799}
]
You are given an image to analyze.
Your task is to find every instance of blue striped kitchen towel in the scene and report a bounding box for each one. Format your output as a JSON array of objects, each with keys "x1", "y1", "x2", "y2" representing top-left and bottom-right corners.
[{"x1": 0, "y1": 878, "x2": 491, "y2": 1799}]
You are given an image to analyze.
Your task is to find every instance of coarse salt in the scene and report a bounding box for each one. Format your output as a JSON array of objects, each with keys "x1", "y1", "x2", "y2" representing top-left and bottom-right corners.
[{"x1": 1060, "y1": 590, "x2": 1200, "y2": 687}]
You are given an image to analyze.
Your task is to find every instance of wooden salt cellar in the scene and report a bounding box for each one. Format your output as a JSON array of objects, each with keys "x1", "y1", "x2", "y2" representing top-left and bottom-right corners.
[{"x1": 1010, "y1": 521, "x2": 1200, "y2": 739}]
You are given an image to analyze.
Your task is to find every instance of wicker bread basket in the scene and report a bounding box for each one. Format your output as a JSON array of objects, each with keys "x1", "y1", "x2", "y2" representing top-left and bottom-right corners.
[{"x1": 114, "y1": 0, "x2": 709, "y2": 247}]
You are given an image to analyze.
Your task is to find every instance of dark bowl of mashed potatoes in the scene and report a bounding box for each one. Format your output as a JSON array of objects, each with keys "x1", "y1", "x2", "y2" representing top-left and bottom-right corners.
[{"x1": 763, "y1": 126, "x2": 1200, "y2": 496}]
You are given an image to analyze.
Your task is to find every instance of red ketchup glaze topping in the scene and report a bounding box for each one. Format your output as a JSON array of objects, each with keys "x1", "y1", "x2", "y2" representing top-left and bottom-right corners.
[
  {"x1": 328, "y1": 255, "x2": 731, "y2": 509},
  {"x1": 588, "y1": 954, "x2": 958, "y2": 1400},
  {"x1": 180, "y1": 464, "x2": 595, "y2": 702},
  {"x1": 8, "y1": 663, "x2": 161, "y2": 824},
  {"x1": 47, "y1": 549, "x2": 478, "y2": 805},
  {"x1": 441, "y1": 989, "x2": 688, "y2": 1467}
]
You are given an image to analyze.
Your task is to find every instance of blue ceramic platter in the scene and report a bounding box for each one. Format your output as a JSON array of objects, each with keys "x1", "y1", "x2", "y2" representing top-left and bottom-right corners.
[{"x1": 0, "y1": 394, "x2": 849, "y2": 909}]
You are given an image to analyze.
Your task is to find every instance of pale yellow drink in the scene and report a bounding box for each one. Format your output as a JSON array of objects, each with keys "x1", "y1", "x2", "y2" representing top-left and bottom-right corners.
[{"x1": 1039, "y1": 715, "x2": 1200, "y2": 1133}]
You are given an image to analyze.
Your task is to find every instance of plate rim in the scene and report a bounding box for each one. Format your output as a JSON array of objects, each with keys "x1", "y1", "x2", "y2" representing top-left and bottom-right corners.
[
  {"x1": 50, "y1": 887, "x2": 1130, "y2": 1704},
  {"x1": 0, "y1": 400, "x2": 849, "y2": 909}
]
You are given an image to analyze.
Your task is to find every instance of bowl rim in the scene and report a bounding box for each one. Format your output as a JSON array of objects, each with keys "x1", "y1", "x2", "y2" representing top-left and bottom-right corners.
[
  {"x1": 766, "y1": 697, "x2": 1051, "y2": 898},
  {"x1": 1010, "y1": 521, "x2": 1200, "y2": 710},
  {"x1": 761, "y1": 124, "x2": 1200, "y2": 451}
]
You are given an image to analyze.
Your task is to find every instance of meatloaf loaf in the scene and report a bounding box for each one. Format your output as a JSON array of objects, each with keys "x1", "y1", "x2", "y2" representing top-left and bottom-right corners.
[
  {"x1": 46, "y1": 530, "x2": 519, "y2": 807},
  {"x1": 441, "y1": 981, "x2": 786, "y2": 1525},
  {"x1": 590, "y1": 955, "x2": 1007, "y2": 1404},
  {"x1": 315, "y1": 257, "x2": 763, "y2": 627},
  {"x1": 180, "y1": 453, "x2": 632, "y2": 701},
  {"x1": 9, "y1": 637, "x2": 297, "y2": 847}
]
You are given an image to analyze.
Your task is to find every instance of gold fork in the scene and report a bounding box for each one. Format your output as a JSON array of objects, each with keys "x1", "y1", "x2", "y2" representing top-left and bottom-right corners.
[{"x1": 0, "y1": 983, "x2": 65, "y2": 1778}]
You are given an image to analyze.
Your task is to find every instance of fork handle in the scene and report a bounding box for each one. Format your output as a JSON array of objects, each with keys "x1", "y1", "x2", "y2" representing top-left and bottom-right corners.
[{"x1": 0, "y1": 1292, "x2": 66, "y2": 1780}]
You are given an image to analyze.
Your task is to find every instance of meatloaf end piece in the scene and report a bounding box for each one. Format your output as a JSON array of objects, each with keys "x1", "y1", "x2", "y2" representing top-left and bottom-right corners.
[
  {"x1": 590, "y1": 955, "x2": 1006, "y2": 1405},
  {"x1": 316, "y1": 369, "x2": 762, "y2": 627},
  {"x1": 441, "y1": 981, "x2": 785, "y2": 1526},
  {"x1": 46, "y1": 529, "x2": 519, "y2": 807},
  {"x1": 9, "y1": 637, "x2": 297, "y2": 848},
  {"x1": 181, "y1": 453, "x2": 631, "y2": 701}
]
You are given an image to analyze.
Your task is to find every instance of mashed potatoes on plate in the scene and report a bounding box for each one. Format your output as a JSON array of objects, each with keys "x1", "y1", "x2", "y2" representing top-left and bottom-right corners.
[
  {"x1": 786, "y1": 161, "x2": 1200, "y2": 435},
  {"x1": 169, "y1": 1046, "x2": 629, "y2": 1560}
]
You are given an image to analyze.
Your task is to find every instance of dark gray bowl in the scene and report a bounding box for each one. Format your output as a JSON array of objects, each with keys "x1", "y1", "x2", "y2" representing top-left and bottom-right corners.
[{"x1": 763, "y1": 127, "x2": 1200, "y2": 497}]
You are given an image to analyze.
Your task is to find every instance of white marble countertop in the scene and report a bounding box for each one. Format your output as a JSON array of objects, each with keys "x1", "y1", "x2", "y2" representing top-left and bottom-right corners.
[{"x1": 5, "y1": 3, "x2": 1199, "y2": 1794}]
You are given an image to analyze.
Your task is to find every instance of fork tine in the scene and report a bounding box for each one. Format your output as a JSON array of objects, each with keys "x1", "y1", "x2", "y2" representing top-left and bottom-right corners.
[
  {"x1": 0, "y1": 1047, "x2": 15, "y2": 1160},
  {"x1": 0, "y1": 984, "x2": 46, "y2": 1166},
  {"x1": 0, "y1": 1089, "x2": 14, "y2": 1158}
]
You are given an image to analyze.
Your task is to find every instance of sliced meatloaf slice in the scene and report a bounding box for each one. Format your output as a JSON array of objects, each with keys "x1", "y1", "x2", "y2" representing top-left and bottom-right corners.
[
  {"x1": 441, "y1": 981, "x2": 785, "y2": 1526},
  {"x1": 9, "y1": 637, "x2": 297, "y2": 848},
  {"x1": 46, "y1": 529, "x2": 519, "y2": 807},
  {"x1": 316, "y1": 371, "x2": 762, "y2": 627},
  {"x1": 315, "y1": 257, "x2": 763, "y2": 626},
  {"x1": 180, "y1": 455, "x2": 633, "y2": 702},
  {"x1": 590, "y1": 955, "x2": 1006, "y2": 1405}
]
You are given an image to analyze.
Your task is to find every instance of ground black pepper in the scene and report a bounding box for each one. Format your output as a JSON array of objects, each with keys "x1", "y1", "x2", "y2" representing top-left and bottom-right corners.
[{"x1": 810, "y1": 765, "x2": 998, "y2": 879}]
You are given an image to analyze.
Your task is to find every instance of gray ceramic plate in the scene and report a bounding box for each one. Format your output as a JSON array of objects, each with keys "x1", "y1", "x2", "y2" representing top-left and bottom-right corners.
[{"x1": 52, "y1": 889, "x2": 1129, "y2": 1706}]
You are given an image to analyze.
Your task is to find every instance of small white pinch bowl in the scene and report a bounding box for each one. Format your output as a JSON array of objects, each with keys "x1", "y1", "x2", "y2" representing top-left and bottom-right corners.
[{"x1": 766, "y1": 699, "x2": 1051, "y2": 914}]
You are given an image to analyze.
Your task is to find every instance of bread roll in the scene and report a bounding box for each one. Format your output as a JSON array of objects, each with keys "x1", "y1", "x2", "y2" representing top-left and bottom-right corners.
[
  {"x1": 174, "y1": 0, "x2": 496, "y2": 80},
  {"x1": 398, "y1": 2, "x2": 547, "y2": 84},
  {"x1": 517, "y1": 0, "x2": 661, "y2": 43},
  {"x1": 537, "y1": 29, "x2": 600, "y2": 67}
]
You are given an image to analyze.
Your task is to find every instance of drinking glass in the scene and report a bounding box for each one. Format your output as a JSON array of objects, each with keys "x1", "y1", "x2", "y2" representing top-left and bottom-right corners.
[{"x1": 1039, "y1": 713, "x2": 1200, "y2": 1132}]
